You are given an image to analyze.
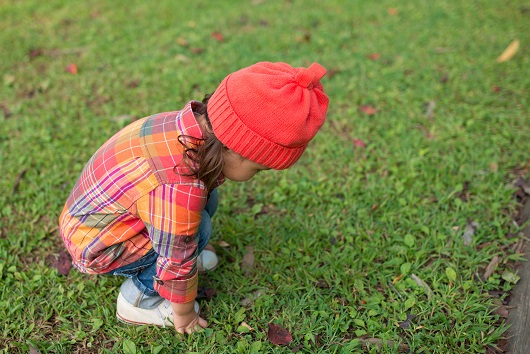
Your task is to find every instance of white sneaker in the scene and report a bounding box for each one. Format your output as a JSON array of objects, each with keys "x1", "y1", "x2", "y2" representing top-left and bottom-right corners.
[
  {"x1": 116, "y1": 293, "x2": 200, "y2": 327},
  {"x1": 197, "y1": 250, "x2": 218, "y2": 273}
]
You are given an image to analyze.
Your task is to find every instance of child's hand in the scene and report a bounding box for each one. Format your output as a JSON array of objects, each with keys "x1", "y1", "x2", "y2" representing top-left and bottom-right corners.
[{"x1": 170, "y1": 301, "x2": 208, "y2": 335}]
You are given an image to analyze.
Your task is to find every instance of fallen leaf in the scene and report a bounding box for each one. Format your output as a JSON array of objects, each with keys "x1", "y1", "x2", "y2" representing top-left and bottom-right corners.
[
  {"x1": 29, "y1": 48, "x2": 43, "y2": 60},
  {"x1": 29, "y1": 346, "x2": 41, "y2": 354},
  {"x1": 496, "y1": 39, "x2": 520, "y2": 62},
  {"x1": 211, "y1": 31, "x2": 224, "y2": 42},
  {"x1": 291, "y1": 344, "x2": 304, "y2": 352},
  {"x1": 50, "y1": 250, "x2": 73, "y2": 276},
  {"x1": 410, "y1": 273, "x2": 433, "y2": 298},
  {"x1": 176, "y1": 37, "x2": 189, "y2": 47},
  {"x1": 267, "y1": 323, "x2": 292, "y2": 346},
  {"x1": 462, "y1": 219, "x2": 478, "y2": 246},
  {"x1": 325, "y1": 68, "x2": 340, "y2": 79},
  {"x1": 501, "y1": 270, "x2": 520, "y2": 284},
  {"x1": 359, "y1": 105, "x2": 377, "y2": 115},
  {"x1": 398, "y1": 313, "x2": 415, "y2": 329},
  {"x1": 482, "y1": 255, "x2": 500, "y2": 281},
  {"x1": 240, "y1": 288, "x2": 267, "y2": 306},
  {"x1": 492, "y1": 305, "x2": 509, "y2": 318},
  {"x1": 387, "y1": 8, "x2": 398, "y2": 15},
  {"x1": 127, "y1": 80, "x2": 140, "y2": 89},
  {"x1": 65, "y1": 63, "x2": 78, "y2": 74},
  {"x1": 424, "y1": 101, "x2": 436, "y2": 118},
  {"x1": 368, "y1": 53, "x2": 380, "y2": 61},
  {"x1": 190, "y1": 47, "x2": 204, "y2": 55},
  {"x1": 196, "y1": 286, "x2": 216, "y2": 300},
  {"x1": 176, "y1": 54, "x2": 190, "y2": 63},
  {"x1": 240, "y1": 321, "x2": 254, "y2": 331},
  {"x1": 217, "y1": 240, "x2": 231, "y2": 248},
  {"x1": 241, "y1": 246, "x2": 254, "y2": 275},
  {"x1": 353, "y1": 139, "x2": 367, "y2": 148}
]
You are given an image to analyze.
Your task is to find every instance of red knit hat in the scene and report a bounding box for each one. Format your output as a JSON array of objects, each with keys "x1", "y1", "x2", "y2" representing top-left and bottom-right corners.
[{"x1": 207, "y1": 61, "x2": 329, "y2": 170}]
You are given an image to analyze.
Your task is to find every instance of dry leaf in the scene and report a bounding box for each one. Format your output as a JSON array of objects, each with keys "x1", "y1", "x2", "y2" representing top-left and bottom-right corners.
[
  {"x1": 496, "y1": 39, "x2": 520, "y2": 62},
  {"x1": 398, "y1": 313, "x2": 415, "y2": 329},
  {"x1": 267, "y1": 323, "x2": 292, "y2": 345},
  {"x1": 462, "y1": 220, "x2": 478, "y2": 246},
  {"x1": 368, "y1": 53, "x2": 380, "y2": 60},
  {"x1": 211, "y1": 31, "x2": 224, "y2": 42},
  {"x1": 48, "y1": 251, "x2": 73, "y2": 275},
  {"x1": 387, "y1": 8, "x2": 398, "y2": 15},
  {"x1": 492, "y1": 305, "x2": 509, "y2": 318},
  {"x1": 359, "y1": 105, "x2": 377, "y2": 115},
  {"x1": 410, "y1": 274, "x2": 433, "y2": 299},
  {"x1": 241, "y1": 246, "x2": 255, "y2": 275},
  {"x1": 353, "y1": 139, "x2": 367, "y2": 148},
  {"x1": 240, "y1": 321, "x2": 254, "y2": 331},
  {"x1": 176, "y1": 37, "x2": 189, "y2": 47},
  {"x1": 65, "y1": 63, "x2": 78, "y2": 74},
  {"x1": 217, "y1": 240, "x2": 231, "y2": 248},
  {"x1": 482, "y1": 255, "x2": 500, "y2": 281},
  {"x1": 190, "y1": 47, "x2": 204, "y2": 55}
]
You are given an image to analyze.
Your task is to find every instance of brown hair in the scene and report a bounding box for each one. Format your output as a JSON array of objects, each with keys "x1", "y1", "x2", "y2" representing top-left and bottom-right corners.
[{"x1": 176, "y1": 94, "x2": 225, "y2": 191}]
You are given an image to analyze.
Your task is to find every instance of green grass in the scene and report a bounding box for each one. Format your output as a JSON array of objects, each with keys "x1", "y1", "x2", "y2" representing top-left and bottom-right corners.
[{"x1": 1, "y1": 0, "x2": 529, "y2": 353}]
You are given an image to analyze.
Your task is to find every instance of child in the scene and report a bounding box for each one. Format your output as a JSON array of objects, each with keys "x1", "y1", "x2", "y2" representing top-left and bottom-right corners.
[{"x1": 59, "y1": 61, "x2": 329, "y2": 334}]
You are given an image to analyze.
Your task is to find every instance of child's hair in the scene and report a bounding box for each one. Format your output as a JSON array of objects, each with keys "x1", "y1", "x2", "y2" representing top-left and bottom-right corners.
[{"x1": 176, "y1": 94, "x2": 225, "y2": 191}]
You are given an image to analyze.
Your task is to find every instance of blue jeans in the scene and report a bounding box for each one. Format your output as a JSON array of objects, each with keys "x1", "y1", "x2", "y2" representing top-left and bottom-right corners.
[{"x1": 109, "y1": 188, "x2": 218, "y2": 306}]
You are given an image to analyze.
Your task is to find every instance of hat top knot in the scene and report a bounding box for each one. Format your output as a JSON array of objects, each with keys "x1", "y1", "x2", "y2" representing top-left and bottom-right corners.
[{"x1": 295, "y1": 62, "x2": 327, "y2": 89}]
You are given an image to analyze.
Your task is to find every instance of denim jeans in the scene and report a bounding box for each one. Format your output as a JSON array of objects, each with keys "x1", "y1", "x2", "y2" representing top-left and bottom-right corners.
[{"x1": 109, "y1": 188, "x2": 218, "y2": 308}]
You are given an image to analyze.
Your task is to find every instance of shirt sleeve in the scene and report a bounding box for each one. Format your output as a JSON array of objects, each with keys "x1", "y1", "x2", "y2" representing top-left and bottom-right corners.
[{"x1": 136, "y1": 183, "x2": 207, "y2": 303}]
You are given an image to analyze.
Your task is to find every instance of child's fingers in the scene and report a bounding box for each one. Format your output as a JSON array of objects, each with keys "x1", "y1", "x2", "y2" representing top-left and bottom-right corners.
[{"x1": 198, "y1": 317, "x2": 208, "y2": 328}]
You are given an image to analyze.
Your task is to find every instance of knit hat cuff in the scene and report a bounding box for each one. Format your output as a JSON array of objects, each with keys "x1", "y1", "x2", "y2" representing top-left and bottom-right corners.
[{"x1": 208, "y1": 80, "x2": 307, "y2": 170}]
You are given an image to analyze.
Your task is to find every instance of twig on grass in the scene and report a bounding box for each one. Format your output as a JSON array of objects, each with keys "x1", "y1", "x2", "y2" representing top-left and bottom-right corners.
[
  {"x1": 388, "y1": 281, "x2": 405, "y2": 302},
  {"x1": 410, "y1": 274, "x2": 433, "y2": 299},
  {"x1": 482, "y1": 255, "x2": 501, "y2": 281},
  {"x1": 11, "y1": 168, "x2": 27, "y2": 195}
]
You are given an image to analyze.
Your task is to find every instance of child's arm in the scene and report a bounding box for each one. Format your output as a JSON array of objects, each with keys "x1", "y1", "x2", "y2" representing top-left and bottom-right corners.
[{"x1": 171, "y1": 301, "x2": 208, "y2": 334}]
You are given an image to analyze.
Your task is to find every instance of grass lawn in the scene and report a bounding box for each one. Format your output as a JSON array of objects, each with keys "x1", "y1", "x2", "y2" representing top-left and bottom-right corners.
[{"x1": 1, "y1": 0, "x2": 529, "y2": 353}]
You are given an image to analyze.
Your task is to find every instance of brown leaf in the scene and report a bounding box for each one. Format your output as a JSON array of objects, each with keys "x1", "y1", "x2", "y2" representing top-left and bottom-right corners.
[
  {"x1": 211, "y1": 31, "x2": 224, "y2": 42},
  {"x1": 197, "y1": 287, "x2": 216, "y2": 300},
  {"x1": 65, "y1": 63, "x2": 78, "y2": 74},
  {"x1": 359, "y1": 105, "x2": 377, "y2": 115},
  {"x1": 176, "y1": 37, "x2": 189, "y2": 47},
  {"x1": 50, "y1": 251, "x2": 73, "y2": 276},
  {"x1": 492, "y1": 305, "x2": 509, "y2": 318},
  {"x1": 482, "y1": 255, "x2": 501, "y2": 281},
  {"x1": 353, "y1": 139, "x2": 367, "y2": 148},
  {"x1": 496, "y1": 39, "x2": 519, "y2": 63},
  {"x1": 387, "y1": 8, "x2": 398, "y2": 15},
  {"x1": 325, "y1": 68, "x2": 340, "y2": 79},
  {"x1": 398, "y1": 313, "x2": 415, "y2": 329},
  {"x1": 29, "y1": 346, "x2": 41, "y2": 354},
  {"x1": 267, "y1": 323, "x2": 293, "y2": 345},
  {"x1": 368, "y1": 53, "x2": 380, "y2": 61},
  {"x1": 241, "y1": 246, "x2": 254, "y2": 275},
  {"x1": 29, "y1": 48, "x2": 43, "y2": 60},
  {"x1": 190, "y1": 47, "x2": 205, "y2": 55}
]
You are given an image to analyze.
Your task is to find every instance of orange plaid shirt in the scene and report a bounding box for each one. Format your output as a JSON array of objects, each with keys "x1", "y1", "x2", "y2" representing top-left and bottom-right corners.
[{"x1": 59, "y1": 101, "x2": 223, "y2": 303}]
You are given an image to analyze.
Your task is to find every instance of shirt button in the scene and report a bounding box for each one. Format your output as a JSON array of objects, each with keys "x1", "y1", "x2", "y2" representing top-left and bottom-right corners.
[
  {"x1": 153, "y1": 276, "x2": 164, "y2": 285},
  {"x1": 183, "y1": 236, "x2": 192, "y2": 243}
]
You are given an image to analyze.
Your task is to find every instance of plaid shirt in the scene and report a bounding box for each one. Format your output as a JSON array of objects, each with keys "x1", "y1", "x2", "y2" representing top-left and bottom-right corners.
[{"x1": 59, "y1": 101, "x2": 223, "y2": 303}]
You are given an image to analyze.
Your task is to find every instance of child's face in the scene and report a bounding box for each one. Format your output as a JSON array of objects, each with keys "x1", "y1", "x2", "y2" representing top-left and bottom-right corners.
[{"x1": 222, "y1": 149, "x2": 270, "y2": 182}]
